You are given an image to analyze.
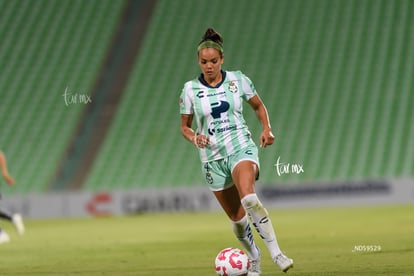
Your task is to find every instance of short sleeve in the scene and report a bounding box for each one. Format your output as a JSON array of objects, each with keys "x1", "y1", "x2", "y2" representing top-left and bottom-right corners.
[
  {"x1": 239, "y1": 72, "x2": 257, "y2": 101},
  {"x1": 179, "y1": 82, "x2": 194, "y2": 114}
]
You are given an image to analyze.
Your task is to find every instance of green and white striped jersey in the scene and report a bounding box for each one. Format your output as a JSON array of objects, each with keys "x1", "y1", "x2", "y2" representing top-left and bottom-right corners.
[{"x1": 180, "y1": 70, "x2": 257, "y2": 162}]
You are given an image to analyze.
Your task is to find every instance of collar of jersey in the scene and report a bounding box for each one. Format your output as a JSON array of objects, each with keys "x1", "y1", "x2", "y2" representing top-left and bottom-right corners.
[{"x1": 198, "y1": 70, "x2": 226, "y2": 88}]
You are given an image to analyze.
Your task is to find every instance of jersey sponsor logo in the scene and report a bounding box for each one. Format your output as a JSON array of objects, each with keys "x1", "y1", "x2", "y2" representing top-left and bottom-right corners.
[
  {"x1": 197, "y1": 90, "x2": 226, "y2": 99},
  {"x1": 208, "y1": 124, "x2": 237, "y2": 136},
  {"x1": 216, "y1": 125, "x2": 237, "y2": 133},
  {"x1": 208, "y1": 118, "x2": 234, "y2": 136},
  {"x1": 207, "y1": 91, "x2": 226, "y2": 97},
  {"x1": 211, "y1": 100, "x2": 230, "y2": 119},
  {"x1": 197, "y1": 91, "x2": 205, "y2": 98},
  {"x1": 207, "y1": 100, "x2": 237, "y2": 136}
]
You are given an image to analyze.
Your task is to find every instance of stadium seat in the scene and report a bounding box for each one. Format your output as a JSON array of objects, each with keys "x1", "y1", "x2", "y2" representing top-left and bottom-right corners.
[{"x1": 0, "y1": 0, "x2": 124, "y2": 193}]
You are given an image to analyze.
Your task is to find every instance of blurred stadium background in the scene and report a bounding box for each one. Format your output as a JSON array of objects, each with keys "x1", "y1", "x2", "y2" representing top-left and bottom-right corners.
[{"x1": 0, "y1": 0, "x2": 413, "y2": 217}]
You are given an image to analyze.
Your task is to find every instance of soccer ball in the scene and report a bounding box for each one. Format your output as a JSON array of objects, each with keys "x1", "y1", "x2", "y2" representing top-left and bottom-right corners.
[{"x1": 215, "y1": 247, "x2": 249, "y2": 276}]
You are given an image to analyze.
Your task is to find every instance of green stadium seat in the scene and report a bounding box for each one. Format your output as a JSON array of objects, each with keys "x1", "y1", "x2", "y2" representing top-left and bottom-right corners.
[{"x1": 0, "y1": 0, "x2": 124, "y2": 194}]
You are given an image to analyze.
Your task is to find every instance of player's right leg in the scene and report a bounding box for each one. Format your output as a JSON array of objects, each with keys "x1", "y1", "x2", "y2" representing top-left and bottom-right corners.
[
  {"x1": 213, "y1": 185, "x2": 261, "y2": 275},
  {"x1": 203, "y1": 160, "x2": 261, "y2": 275}
]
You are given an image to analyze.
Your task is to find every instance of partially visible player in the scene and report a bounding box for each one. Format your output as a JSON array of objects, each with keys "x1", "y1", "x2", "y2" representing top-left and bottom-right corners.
[
  {"x1": 179, "y1": 28, "x2": 293, "y2": 274},
  {"x1": 0, "y1": 151, "x2": 25, "y2": 244}
]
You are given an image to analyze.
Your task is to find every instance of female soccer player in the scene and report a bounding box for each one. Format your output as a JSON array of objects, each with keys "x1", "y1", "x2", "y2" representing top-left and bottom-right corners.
[
  {"x1": 0, "y1": 151, "x2": 25, "y2": 244},
  {"x1": 179, "y1": 28, "x2": 293, "y2": 274}
]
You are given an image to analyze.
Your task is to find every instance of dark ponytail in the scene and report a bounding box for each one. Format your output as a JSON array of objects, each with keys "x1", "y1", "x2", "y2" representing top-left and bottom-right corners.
[{"x1": 199, "y1": 28, "x2": 223, "y2": 46}]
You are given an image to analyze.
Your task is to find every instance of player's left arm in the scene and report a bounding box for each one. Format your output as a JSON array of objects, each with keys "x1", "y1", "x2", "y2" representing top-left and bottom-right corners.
[
  {"x1": 247, "y1": 94, "x2": 275, "y2": 148},
  {"x1": 0, "y1": 151, "x2": 15, "y2": 185}
]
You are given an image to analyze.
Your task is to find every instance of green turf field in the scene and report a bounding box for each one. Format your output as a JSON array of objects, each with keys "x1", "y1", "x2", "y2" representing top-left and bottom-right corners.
[{"x1": 0, "y1": 204, "x2": 413, "y2": 275}]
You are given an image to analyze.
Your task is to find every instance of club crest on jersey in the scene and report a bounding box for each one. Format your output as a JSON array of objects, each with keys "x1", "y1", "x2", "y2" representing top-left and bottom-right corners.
[
  {"x1": 228, "y1": 81, "x2": 238, "y2": 93},
  {"x1": 206, "y1": 172, "x2": 213, "y2": 185},
  {"x1": 204, "y1": 163, "x2": 214, "y2": 184}
]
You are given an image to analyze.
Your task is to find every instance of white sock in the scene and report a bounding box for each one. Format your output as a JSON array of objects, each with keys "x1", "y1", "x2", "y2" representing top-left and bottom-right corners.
[
  {"x1": 241, "y1": 193, "x2": 282, "y2": 258},
  {"x1": 231, "y1": 215, "x2": 260, "y2": 260}
]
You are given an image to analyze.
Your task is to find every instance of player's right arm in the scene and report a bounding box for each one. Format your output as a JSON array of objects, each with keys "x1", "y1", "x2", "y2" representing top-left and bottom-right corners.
[
  {"x1": 181, "y1": 114, "x2": 196, "y2": 143},
  {"x1": 180, "y1": 114, "x2": 210, "y2": 148},
  {"x1": 179, "y1": 83, "x2": 209, "y2": 148}
]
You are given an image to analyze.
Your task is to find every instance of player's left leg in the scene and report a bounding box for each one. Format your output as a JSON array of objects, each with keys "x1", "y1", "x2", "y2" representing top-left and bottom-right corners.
[{"x1": 232, "y1": 160, "x2": 293, "y2": 273}]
